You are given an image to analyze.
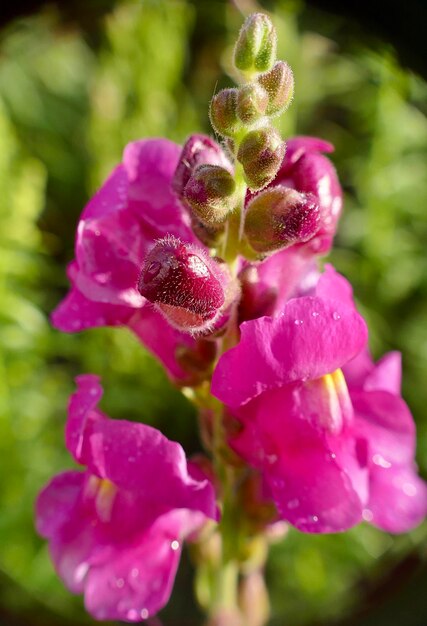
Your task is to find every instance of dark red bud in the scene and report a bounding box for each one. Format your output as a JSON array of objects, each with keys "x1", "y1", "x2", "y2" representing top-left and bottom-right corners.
[
  {"x1": 138, "y1": 237, "x2": 227, "y2": 332},
  {"x1": 244, "y1": 186, "x2": 320, "y2": 254},
  {"x1": 173, "y1": 134, "x2": 232, "y2": 198}
]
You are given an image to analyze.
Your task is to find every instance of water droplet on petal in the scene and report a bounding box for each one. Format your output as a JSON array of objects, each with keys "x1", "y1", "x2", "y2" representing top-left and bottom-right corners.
[
  {"x1": 287, "y1": 498, "x2": 300, "y2": 510},
  {"x1": 311, "y1": 311, "x2": 319, "y2": 318},
  {"x1": 141, "y1": 609, "x2": 149, "y2": 619},
  {"x1": 372, "y1": 453, "x2": 391, "y2": 469},
  {"x1": 74, "y1": 563, "x2": 89, "y2": 584},
  {"x1": 171, "y1": 540, "x2": 180, "y2": 551},
  {"x1": 127, "y1": 609, "x2": 139, "y2": 621},
  {"x1": 362, "y1": 508, "x2": 373, "y2": 522},
  {"x1": 402, "y1": 482, "x2": 417, "y2": 497},
  {"x1": 332, "y1": 311, "x2": 341, "y2": 321},
  {"x1": 116, "y1": 577, "x2": 124, "y2": 588},
  {"x1": 309, "y1": 515, "x2": 319, "y2": 523},
  {"x1": 130, "y1": 568, "x2": 139, "y2": 578},
  {"x1": 294, "y1": 319, "x2": 303, "y2": 325},
  {"x1": 331, "y1": 453, "x2": 336, "y2": 459}
]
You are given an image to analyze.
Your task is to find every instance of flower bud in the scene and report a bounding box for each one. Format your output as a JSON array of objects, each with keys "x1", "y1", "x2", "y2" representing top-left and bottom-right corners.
[
  {"x1": 244, "y1": 186, "x2": 320, "y2": 254},
  {"x1": 237, "y1": 128, "x2": 285, "y2": 190},
  {"x1": 172, "y1": 134, "x2": 232, "y2": 198},
  {"x1": 184, "y1": 164, "x2": 236, "y2": 227},
  {"x1": 236, "y1": 83, "x2": 268, "y2": 124},
  {"x1": 209, "y1": 88, "x2": 240, "y2": 138},
  {"x1": 258, "y1": 61, "x2": 294, "y2": 117},
  {"x1": 233, "y1": 13, "x2": 277, "y2": 76},
  {"x1": 138, "y1": 236, "x2": 228, "y2": 332}
]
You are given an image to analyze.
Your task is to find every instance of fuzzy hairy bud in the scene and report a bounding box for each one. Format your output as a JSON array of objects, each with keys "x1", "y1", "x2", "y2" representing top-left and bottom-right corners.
[
  {"x1": 244, "y1": 186, "x2": 320, "y2": 254},
  {"x1": 236, "y1": 83, "x2": 269, "y2": 124},
  {"x1": 173, "y1": 134, "x2": 232, "y2": 199},
  {"x1": 237, "y1": 127, "x2": 285, "y2": 190},
  {"x1": 184, "y1": 164, "x2": 236, "y2": 227},
  {"x1": 233, "y1": 13, "x2": 277, "y2": 76},
  {"x1": 258, "y1": 61, "x2": 294, "y2": 117},
  {"x1": 209, "y1": 88, "x2": 241, "y2": 138},
  {"x1": 138, "y1": 237, "x2": 228, "y2": 332}
]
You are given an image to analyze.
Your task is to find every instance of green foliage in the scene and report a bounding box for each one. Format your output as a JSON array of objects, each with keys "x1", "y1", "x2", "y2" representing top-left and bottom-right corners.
[{"x1": 0, "y1": 1, "x2": 426, "y2": 624}]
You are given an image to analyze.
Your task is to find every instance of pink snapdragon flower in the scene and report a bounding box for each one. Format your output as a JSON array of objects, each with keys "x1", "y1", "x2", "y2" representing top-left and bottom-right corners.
[
  {"x1": 51, "y1": 139, "x2": 221, "y2": 382},
  {"x1": 36, "y1": 375, "x2": 217, "y2": 621},
  {"x1": 239, "y1": 136, "x2": 343, "y2": 321},
  {"x1": 212, "y1": 266, "x2": 427, "y2": 533}
]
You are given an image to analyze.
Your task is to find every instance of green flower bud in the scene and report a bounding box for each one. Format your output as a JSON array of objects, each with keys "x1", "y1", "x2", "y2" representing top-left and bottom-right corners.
[
  {"x1": 209, "y1": 88, "x2": 240, "y2": 138},
  {"x1": 233, "y1": 13, "x2": 277, "y2": 76},
  {"x1": 258, "y1": 61, "x2": 294, "y2": 117},
  {"x1": 244, "y1": 186, "x2": 320, "y2": 254},
  {"x1": 184, "y1": 164, "x2": 236, "y2": 227},
  {"x1": 237, "y1": 128, "x2": 285, "y2": 190},
  {"x1": 236, "y1": 83, "x2": 268, "y2": 124}
]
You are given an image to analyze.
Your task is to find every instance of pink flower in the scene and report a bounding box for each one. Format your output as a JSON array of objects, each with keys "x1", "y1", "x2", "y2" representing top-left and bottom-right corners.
[
  {"x1": 52, "y1": 139, "x2": 216, "y2": 382},
  {"x1": 343, "y1": 350, "x2": 427, "y2": 532},
  {"x1": 239, "y1": 136, "x2": 343, "y2": 321},
  {"x1": 36, "y1": 375, "x2": 217, "y2": 621},
  {"x1": 212, "y1": 266, "x2": 427, "y2": 533}
]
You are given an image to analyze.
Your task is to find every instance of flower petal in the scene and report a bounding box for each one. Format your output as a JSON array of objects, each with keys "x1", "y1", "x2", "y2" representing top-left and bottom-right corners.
[
  {"x1": 83, "y1": 510, "x2": 198, "y2": 621},
  {"x1": 367, "y1": 465, "x2": 427, "y2": 533},
  {"x1": 123, "y1": 139, "x2": 195, "y2": 241},
  {"x1": 212, "y1": 269, "x2": 367, "y2": 407},
  {"x1": 231, "y1": 388, "x2": 363, "y2": 533}
]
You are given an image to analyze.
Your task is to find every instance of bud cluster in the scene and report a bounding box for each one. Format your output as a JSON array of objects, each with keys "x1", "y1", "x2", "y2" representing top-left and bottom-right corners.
[{"x1": 209, "y1": 13, "x2": 294, "y2": 195}]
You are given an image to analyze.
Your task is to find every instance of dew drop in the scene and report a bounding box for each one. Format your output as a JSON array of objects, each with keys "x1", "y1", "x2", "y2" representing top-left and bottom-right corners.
[
  {"x1": 362, "y1": 508, "x2": 373, "y2": 522},
  {"x1": 141, "y1": 609, "x2": 149, "y2": 619},
  {"x1": 402, "y1": 482, "x2": 417, "y2": 497},
  {"x1": 171, "y1": 540, "x2": 180, "y2": 551},
  {"x1": 127, "y1": 609, "x2": 139, "y2": 620},
  {"x1": 372, "y1": 453, "x2": 391, "y2": 469},
  {"x1": 74, "y1": 563, "x2": 89, "y2": 584},
  {"x1": 116, "y1": 577, "x2": 124, "y2": 588},
  {"x1": 309, "y1": 515, "x2": 319, "y2": 523},
  {"x1": 287, "y1": 498, "x2": 300, "y2": 510},
  {"x1": 332, "y1": 311, "x2": 341, "y2": 321},
  {"x1": 331, "y1": 453, "x2": 336, "y2": 459},
  {"x1": 130, "y1": 568, "x2": 139, "y2": 578},
  {"x1": 311, "y1": 311, "x2": 319, "y2": 318},
  {"x1": 294, "y1": 319, "x2": 304, "y2": 326}
]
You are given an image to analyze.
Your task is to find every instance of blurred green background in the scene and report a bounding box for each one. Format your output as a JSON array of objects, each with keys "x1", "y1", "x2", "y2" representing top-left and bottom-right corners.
[{"x1": 0, "y1": 0, "x2": 426, "y2": 624}]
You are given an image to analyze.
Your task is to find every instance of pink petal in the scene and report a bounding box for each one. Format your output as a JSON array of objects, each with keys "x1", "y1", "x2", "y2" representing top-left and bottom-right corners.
[
  {"x1": 212, "y1": 276, "x2": 367, "y2": 407},
  {"x1": 84, "y1": 510, "x2": 201, "y2": 621},
  {"x1": 66, "y1": 376, "x2": 218, "y2": 524},
  {"x1": 352, "y1": 390, "x2": 415, "y2": 465},
  {"x1": 51, "y1": 284, "x2": 133, "y2": 333},
  {"x1": 364, "y1": 352, "x2": 402, "y2": 394},
  {"x1": 82, "y1": 165, "x2": 129, "y2": 221},
  {"x1": 231, "y1": 388, "x2": 363, "y2": 533},
  {"x1": 123, "y1": 139, "x2": 195, "y2": 242},
  {"x1": 367, "y1": 465, "x2": 427, "y2": 533}
]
